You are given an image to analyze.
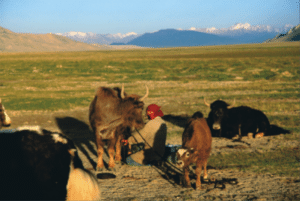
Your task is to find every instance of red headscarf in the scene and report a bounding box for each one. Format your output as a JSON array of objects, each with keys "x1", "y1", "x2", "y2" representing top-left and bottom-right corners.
[{"x1": 146, "y1": 104, "x2": 164, "y2": 120}]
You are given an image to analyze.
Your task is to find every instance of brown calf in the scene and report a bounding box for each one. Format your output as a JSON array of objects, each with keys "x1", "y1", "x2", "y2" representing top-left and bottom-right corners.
[
  {"x1": 176, "y1": 111, "x2": 212, "y2": 190},
  {"x1": 89, "y1": 84, "x2": 148, "y2": 171}
]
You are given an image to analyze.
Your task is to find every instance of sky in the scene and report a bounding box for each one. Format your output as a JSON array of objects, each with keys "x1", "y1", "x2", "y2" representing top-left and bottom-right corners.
[{"x1": 0, "y1": 0, "x2": 298, "y2": 35}]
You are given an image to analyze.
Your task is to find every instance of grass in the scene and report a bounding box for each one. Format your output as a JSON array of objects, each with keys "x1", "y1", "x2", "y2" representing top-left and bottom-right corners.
[
  {"x1": 1, "y1": 42, "x2": 299, "y2": 129},
  {"x1": 0, "y1": 42, "x2": 299, "y2": 178},
  {"x1": 209, "y1": 147, "x2": 300, "y2": 178}
]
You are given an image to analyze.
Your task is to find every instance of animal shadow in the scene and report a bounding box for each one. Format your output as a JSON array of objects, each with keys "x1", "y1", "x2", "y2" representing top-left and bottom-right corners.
[
  {"x1": 162, "y1": 114, "x2": 190, "y2": 128},
  {"x1": 55, "y1": 117, "x2": 101, "y2": 169}
]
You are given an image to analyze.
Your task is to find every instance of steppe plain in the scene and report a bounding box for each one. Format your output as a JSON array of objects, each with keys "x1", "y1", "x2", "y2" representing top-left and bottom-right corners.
[{"x1": 1, "y1": 42, "x2": 299, "y2": 200}]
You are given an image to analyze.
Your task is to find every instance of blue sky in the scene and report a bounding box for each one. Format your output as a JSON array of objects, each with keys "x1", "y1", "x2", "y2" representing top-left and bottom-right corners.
[{"x1": 0, "y1": 0, "x2": 298, "y2": 34}]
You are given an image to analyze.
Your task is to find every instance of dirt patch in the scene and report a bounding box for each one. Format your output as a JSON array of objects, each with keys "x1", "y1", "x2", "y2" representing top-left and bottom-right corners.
[{"x1": 5, "y1": 109, "x2": 300, "y2": 200}]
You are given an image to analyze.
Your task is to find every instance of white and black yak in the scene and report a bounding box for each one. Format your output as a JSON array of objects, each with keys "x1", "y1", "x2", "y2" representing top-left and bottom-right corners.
[{"x1": 0, "y1": 126, "x2": 101, "y2": 200}]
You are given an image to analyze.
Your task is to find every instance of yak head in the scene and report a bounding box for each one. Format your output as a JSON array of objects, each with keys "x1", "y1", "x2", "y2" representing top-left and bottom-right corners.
[
  {"x1": 176, "y1": 147, "x2": 197, "y2": 169},
  {"x1": 204, "y1": 98, "x2": 235, "y2": 130},
  {"x1": 0, "y1": 98, "x2": 11, "y2": 128},
  {"x1": 116, "y1": 84, "x2": 149, "y2": 131}
]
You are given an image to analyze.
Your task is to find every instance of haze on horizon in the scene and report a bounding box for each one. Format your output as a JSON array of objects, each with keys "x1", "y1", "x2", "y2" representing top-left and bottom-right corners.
[{"x1": 0, "y1": 0, "x2": 298, "y2": 35}]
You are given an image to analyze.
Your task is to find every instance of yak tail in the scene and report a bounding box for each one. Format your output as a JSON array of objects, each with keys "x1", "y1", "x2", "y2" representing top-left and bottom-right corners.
[
  {"x1": 268, "y1": 124, "x2": 291, "y2": 136},
  {"x1": 66, "y1": 168, "x2": 101, "y2": 201}
]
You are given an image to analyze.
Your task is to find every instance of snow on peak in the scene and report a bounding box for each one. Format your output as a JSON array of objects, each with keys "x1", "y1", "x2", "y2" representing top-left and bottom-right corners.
[
  {"x1": 111, "y1": 32, "x2": 138, "y2": 38},
  {"x1": 68, "y1": 31, "x2": 87, "y2": 37},
  {"x1": 230, "y1": 23, "x2": 251, "y2": 30},
  {"x1": 188, "y1": 23, "x2": 294, "y2": 34},
  {"x1": 206, "y1": 27, "x2": 217, "y2": 32}
]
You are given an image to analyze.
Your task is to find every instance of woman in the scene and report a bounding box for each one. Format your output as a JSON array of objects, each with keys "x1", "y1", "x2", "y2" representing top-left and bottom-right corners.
[{"x1": 126, "y1": 104, "x2": 167, "y2": 166}]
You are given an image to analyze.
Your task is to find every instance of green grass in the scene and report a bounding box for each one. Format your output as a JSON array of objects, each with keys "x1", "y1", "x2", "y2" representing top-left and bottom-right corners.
[
  {"x1": 4, "y1": 97, "x2": 91, "y2": 111},
  {"x1": 1, "y1": 42, "x2": 299, "y2": 82},
  {"x1": 209, "y1": 147, "x2": 300, "y2": 177},
  {"x1": 1, "y1": 43, "x2": 298, "y2": 130}
]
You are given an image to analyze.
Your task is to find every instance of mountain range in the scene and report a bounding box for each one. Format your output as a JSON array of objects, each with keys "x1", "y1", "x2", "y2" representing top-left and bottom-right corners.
[
  {"x1": 56, "y1": 23, "x2": 297, "y2": 47},
  {"x1": 126, "y1": 29, "x2": 240, "y2": 47},
  {"x1": 0, "y1": 23, "x2": 299, "y2": 52}
]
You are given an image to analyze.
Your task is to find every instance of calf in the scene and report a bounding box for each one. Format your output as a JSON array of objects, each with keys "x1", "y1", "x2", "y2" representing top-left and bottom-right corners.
[
  {"x1": 0, "y1": 98, "x2": 11, "y2": 129},
  {"x1": 176, "y1": 112, "x2": 212, "y2": 190},
  {"x1": 0, "y1": 126, "x2": 100, "y2": 200}
]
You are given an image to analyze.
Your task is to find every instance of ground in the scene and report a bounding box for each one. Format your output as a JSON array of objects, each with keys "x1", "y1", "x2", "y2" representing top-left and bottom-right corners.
[{"x1": 6, "y1": 108, "x2": 300, "y2": 200}]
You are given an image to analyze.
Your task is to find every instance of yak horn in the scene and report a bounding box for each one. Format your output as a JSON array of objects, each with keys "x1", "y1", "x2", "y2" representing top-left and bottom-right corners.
[
  {"x1": 120, "y1": 84, "x2": 125, "y2": 99},
  {"x1": 204, "y1": 98, "x2": 210, "y2": 107},
  {"x1": 139, "y1": 85, "x2": 149, "y2": 101},
  {"x1": 227, "y1": 98, "x2": 236, "y2": 109}
]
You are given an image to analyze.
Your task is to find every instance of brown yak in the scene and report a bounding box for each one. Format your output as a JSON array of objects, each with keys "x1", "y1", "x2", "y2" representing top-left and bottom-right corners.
[
  {"x1": 176, "y1": 111, "x2": 212, "y2": 190},
  {"x1": 89, "y1": 84, "x2": 148, "y2": 171}
]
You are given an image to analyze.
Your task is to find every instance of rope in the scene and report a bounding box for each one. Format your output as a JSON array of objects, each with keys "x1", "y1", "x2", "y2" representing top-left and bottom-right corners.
[{"x1": 134, "y1": 128, "x2": 183, "y2": 174}]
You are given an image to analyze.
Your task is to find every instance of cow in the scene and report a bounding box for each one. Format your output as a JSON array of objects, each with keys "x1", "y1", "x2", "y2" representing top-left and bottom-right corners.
[
  {"x1": 0, "y1": 98, "x2": 11, "y2": 129},
  {"x1": 204, "y1": 98, "x2": 270, "y2": 139},
  {"x1": 0, "y1": 126, "x2": 101, "y2": 200},
  {"x1": 89, "y1": 84, "x2": 148, "y2": 171},
  {"x1": 176, "y1": 111, "x2": 212, "y2": 190}
]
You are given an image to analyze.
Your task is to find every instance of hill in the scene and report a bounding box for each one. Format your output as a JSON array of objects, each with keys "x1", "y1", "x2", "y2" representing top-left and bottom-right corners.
[
  {"x1": 126, "y1": 29, "x2": 242, "y2": 47},
  {"x1": 265, "y1": 24, "x2": 300, "y2": 43},
  {"x1": 0, "y1": 27, "x2": 102, "y2": 52}
]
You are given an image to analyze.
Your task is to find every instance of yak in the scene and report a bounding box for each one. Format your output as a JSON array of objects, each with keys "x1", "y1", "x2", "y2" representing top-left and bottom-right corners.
[
  {"x1": 176, "y1": 111, "x2": 212, "y2": 190},
  {"x1": 0, "y1": 126, "x2": 100, "y2": 200},
  {"x1": 89, "y1": 84, "x2": 148, "y2": 171},
  {"x1": 205, "y1": 99, "x2": 270, "y2": 139}
]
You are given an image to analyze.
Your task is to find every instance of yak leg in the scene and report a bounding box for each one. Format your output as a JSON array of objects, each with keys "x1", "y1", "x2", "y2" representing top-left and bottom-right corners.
[
  {"x1": 183, "y1": 167, "x2": 191, "y2": 188},
  {"x1": 95, "y1": 129, "x2": 105, "y2": 172},
  {"x1": 107, "y1": 137, "x2": 116, "y2": 170},
  {"x1": 195, "y1": 161, "x2": 202, "y2": 190},
  {"x1": 203, "y1": 160, "x2": 208, "y2": 180},
  {"x1": 114, "y1": 133, "x2": 123, "y2": 164}
]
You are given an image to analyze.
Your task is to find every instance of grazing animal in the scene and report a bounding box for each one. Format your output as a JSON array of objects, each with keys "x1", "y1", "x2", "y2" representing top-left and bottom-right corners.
[
  {"x1": 176, "y1": 111, "x2": 212, "y2": 190},
  {"x1": 89, "y1": 84, "x2": 148, "y2": 171},
  {"x1": 205, "y1": 99, "x2": 270, "y2": 139},
  {"x1": 0, "y1": 126, "x2": 100, "y2": 200},
  {"x1": 0, "y1": 98, "x2": 11, "y2": 129}
]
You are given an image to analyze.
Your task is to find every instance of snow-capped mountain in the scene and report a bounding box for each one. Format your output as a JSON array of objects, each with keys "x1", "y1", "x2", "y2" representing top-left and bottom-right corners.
[
  {"x1": 56, "y1": 31, "x2": 139, "y2": 45},
  {"x1": 187, "y1": 23, "x2": 294, "y2": 35},
  {"x1": 183, "y1": 23, "x2": 295, "y2": 44},
  {"x1": 56, "y1": 23, "x2": 297, "y2": 46}
]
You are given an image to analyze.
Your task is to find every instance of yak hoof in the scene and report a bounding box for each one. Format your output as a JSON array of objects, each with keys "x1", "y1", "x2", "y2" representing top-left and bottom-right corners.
[
  {"x1": 195, "y1": 187, "x2": 202, "y2": 190},
  {"x1": 108, "y1": 167, "x2": 116, "y2": 172},
  {"x1": 255, "y1": 132, "x2": 264, "y2": 138},
  {"x1": 247, "y1": 133, "x2": 254, "y2": 139},
  {"x1": 96, "y1": 167, "x2": 104, "y2": 172},
  {"x1": 232, "y1": 135, "x2": 240, "y2": 140}
]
